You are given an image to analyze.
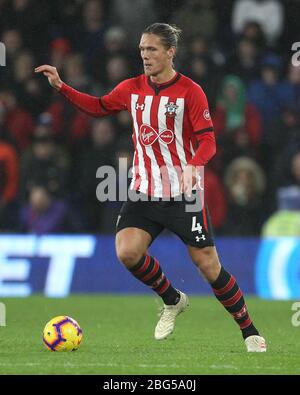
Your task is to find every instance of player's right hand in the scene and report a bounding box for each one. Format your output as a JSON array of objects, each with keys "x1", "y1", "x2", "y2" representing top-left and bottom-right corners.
[{"x1": 34, "y1": 65, "x2": 63, "y2": 91}]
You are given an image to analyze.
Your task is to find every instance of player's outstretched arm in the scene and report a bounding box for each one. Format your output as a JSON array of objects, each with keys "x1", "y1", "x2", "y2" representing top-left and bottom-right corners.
[
  {"x1": 35, "y1": 65, "x2": 63, "y2": 90},
  {"x1": 34, "y1": 64, "x2": 104, "y2": 117}
]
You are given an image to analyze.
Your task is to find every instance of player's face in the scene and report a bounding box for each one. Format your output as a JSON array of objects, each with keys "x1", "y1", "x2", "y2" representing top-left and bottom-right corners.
[{"x1": 139, "y1": 33, "x2": 175, "y2": 77}]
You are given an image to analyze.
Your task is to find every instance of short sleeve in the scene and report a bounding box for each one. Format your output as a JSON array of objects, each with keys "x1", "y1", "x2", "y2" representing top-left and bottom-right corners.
[
  {"x1": 186, "y1": 83, "x2": 214, "y2": 134},
  {"x1": 100, "y1": 80, "x2": 129, "y2": 114}
]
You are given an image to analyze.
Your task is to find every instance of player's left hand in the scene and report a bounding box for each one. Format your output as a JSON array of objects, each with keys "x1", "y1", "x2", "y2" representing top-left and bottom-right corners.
[{"x1": 180, "y1": 165, "x2": 197, "y2": 197}]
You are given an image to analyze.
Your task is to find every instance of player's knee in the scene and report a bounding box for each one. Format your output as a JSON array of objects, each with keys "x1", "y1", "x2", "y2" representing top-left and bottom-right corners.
[
  {"x1": 196, "y1": 259, "x2": 214, "y2": 276},
  {"x1": 116, "y1": 246, "x2": 143, "y2": 268},
  {"x1": 192, "y1": 248, "x2": 220, "y2": 280},
  {"x1": 193, "y1": 247, "x2": 210, "y2": 267}
]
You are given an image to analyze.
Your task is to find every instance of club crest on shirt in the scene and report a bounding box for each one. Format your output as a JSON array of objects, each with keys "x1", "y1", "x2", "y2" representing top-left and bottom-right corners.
[
  {"x1": 139, "y1": 124, "x2": 174, "y2": 146},
  {"x1": 165, "y1": 101, "x2": 178, "y2": 118}
]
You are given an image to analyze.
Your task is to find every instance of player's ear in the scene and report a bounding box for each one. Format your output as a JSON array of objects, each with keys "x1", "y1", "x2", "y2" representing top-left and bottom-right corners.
[{"x1": 168, "y1": 47, "x2": 176, "y2": 59}]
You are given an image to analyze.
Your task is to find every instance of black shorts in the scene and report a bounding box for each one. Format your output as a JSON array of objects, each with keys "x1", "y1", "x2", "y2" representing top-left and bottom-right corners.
[{"x1": 116, "y1": 193, "x2": 215, "y2": 248}]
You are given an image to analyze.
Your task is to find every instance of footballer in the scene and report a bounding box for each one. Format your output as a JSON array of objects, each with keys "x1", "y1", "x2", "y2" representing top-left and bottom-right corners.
[{"x1": 35, "y1": 23, "x2": 266, "y2": 352}]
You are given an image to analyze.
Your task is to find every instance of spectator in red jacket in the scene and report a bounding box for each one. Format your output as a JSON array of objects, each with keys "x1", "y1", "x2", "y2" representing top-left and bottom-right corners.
[
  {"x1": 204, "y1": 167, "x2": 227, "y2": 232},
  {"x1": 0, "y1": 88, "x2": 34, "y2": 152},
  {"x1": 0, "y1": 111, "x2": 19, "y2": 230},
  {"x1": 0, "y1": 142, "x2": 18, "y2": 204}
]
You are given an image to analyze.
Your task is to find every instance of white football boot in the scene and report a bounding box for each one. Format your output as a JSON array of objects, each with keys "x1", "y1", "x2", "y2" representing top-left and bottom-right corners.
[
  {"x1": 245, "y1": 335, "x2": 267, "y2": 352},
  {"x1": 154, "y1": 291, "x2": 189, "y2": 340}
]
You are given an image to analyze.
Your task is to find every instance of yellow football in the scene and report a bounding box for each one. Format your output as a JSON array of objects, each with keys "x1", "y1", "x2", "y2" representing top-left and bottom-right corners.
[{"x1": 43, "y1": 316, "x2": 83, "y2": 351}]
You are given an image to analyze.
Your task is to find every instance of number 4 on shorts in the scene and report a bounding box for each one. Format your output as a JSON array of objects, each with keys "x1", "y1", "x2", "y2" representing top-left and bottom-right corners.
[{"x1": 191, "y1": 216, "x2": 202, "y2": 233}]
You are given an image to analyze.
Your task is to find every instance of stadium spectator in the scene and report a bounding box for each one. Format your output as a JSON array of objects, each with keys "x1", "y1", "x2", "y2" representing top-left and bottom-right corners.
[
  {"x1": 63, "y1": 53, "x2": 92, "y2": 92},
  {"x1": 46, "y1": 52, "x2": 99, "y2": 146},
  {"x1": 90, "y1": 26, "x2": 136, "y2": 82},
  {"x1": 0, "y1": 113, "x2": 19, "y2": 231},
  {"x1": 180, "y1": 34, "x2": 225, "y2": 107},
  {"x1": 204, "y1": 168, "x2": 227, "y2": 232},
  {"x1": 262, "y1": 185, "x2": 300, "y2": 237},
  {"x1": 184, "y1": 35, "x2": 209, "y2": 59},
  {"x1": 0, "y1": 98, "x2": 18, "y2": 148},
  {"x1": 104, "y1": 55, "x2": 131, "y2": 91},
  {"x1": 281, "y1": 0, "x2": 300, "y2": 52},
  {"x1": 103, "y1": 26, "x2": 128, "y2": 55},
  {"x1": 263, "y1": 106, "x2": 300, "y2": 176},
  {"x1": 13, "y1": 51, "x2": 34, "y2": 85},
  {"x1": 48, "y1": 38, "x2": 72, "y2": 73},
  {"x1": 19, "y1": 184, "x2": 78, "y2": 234},
  {"x1": 12, "y1": 50, "x2": 48, "y2": 116},
  {"x1": 213, "y1": 74, "x2": 262, "y2": 167},
  {"x1": 19, "y1": 113, "x2": 70, "y2": 201},
  {"x1": 1, "y1": 28, "x2": 23, "y2": 54},
  {"x1": 266, "y1": 140, "x2": 300, "y2": 216},
  {"x1": 239, "y1": 21, "x2": 266, "y2": 52},
  {"x1": 247, "y1": 53, "x2": 291, "y2": 128},
  {"x1": 2, "y1": 0, "x2": 51, "y2": 53},
  {"x1": 48, "y1": 0, "x2": 83, "y2": 36},
  {"x1": 100, "y1": 140, "x2": 134, "y2": 234},
  {"x1": 171, "y1": 0, "x2": 218, "y2": 41},
  {"x1": 46, "y1": 54, "x2": 92, "y2": 149},
  {"x1": 283, "y1": 63, "x2": 300, "y2": 112},
  {"x1": 231, "y1": 0, "x2": 284, "y2": 46},
  {"x1": 0, "y1": 88, "x2": 34, "y2": 151},
  {"x1": 46, "y1": 49, "x2": 99, "y2": 146},
  {"x1": 70, "y1": 0, "x2": 110, "y2": 59},
  {"x1": 114, "y1": 110, "x2": 133, "y2": 137},
  {"x1": 111, "y1": 0, "x2": 157, "y2": 45},
  {"x1": 225, "y1": 37, "x2": 261, "y2": 84},
  {"x1": 76, "y1": 118, "x2": 116, "y2": 232},
  {"x1": 274, "y1": 149, "x2": 300, "y2": 191},
  {"x1": 223, "y1": 157, "x2": 266, "y2": 235},
  {"x1": 0, "y1": 140, "x2": 18, "y2": 206},
  {"x1": 182, "y1": 43, "x2": 221, "y2": 109}
]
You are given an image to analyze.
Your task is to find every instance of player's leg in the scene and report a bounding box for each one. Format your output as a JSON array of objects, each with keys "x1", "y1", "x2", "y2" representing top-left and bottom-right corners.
[
  {"x1": 115, "y1": 200, "x2": 188, "y2": 340},
  {"x1": 116, "y1": 227, "x2": 180, "y2": 304},
  {"x1": 187, "y1": 245, "x2": 266, "y2": 351},
  {"x1": 163, "y1": 196, "x2": 266, "y2": 351},
  {"x1": 115, "y1": 226, "x2": 151, "y2": 269}
]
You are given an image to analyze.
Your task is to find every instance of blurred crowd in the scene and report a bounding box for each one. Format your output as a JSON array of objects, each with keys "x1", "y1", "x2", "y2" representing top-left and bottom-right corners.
[{"x1": 0, "y1": 0, "x2": 300, "y2": 236}]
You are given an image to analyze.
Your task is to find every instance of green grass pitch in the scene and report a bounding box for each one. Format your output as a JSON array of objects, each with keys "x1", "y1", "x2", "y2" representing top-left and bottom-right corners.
[{"x1": 0, "y1": 295, "x2": 299, "y2": 375}]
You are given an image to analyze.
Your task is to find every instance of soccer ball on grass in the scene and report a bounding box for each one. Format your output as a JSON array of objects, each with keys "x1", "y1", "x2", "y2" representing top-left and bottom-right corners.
[{"x1": 43, "y1": 316, "x2": 83, "y2": 351}]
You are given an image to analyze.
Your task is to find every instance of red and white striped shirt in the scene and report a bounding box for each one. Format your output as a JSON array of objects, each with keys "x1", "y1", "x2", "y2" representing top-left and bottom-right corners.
[{"x1": 60, "y1": 72, "x2": 216, "y2": 197}]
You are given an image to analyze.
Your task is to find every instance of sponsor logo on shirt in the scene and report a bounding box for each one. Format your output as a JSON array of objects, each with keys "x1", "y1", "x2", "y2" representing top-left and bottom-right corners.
[{"x1": 139, "y1": 124, "x2": 174, "y2": 146}]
